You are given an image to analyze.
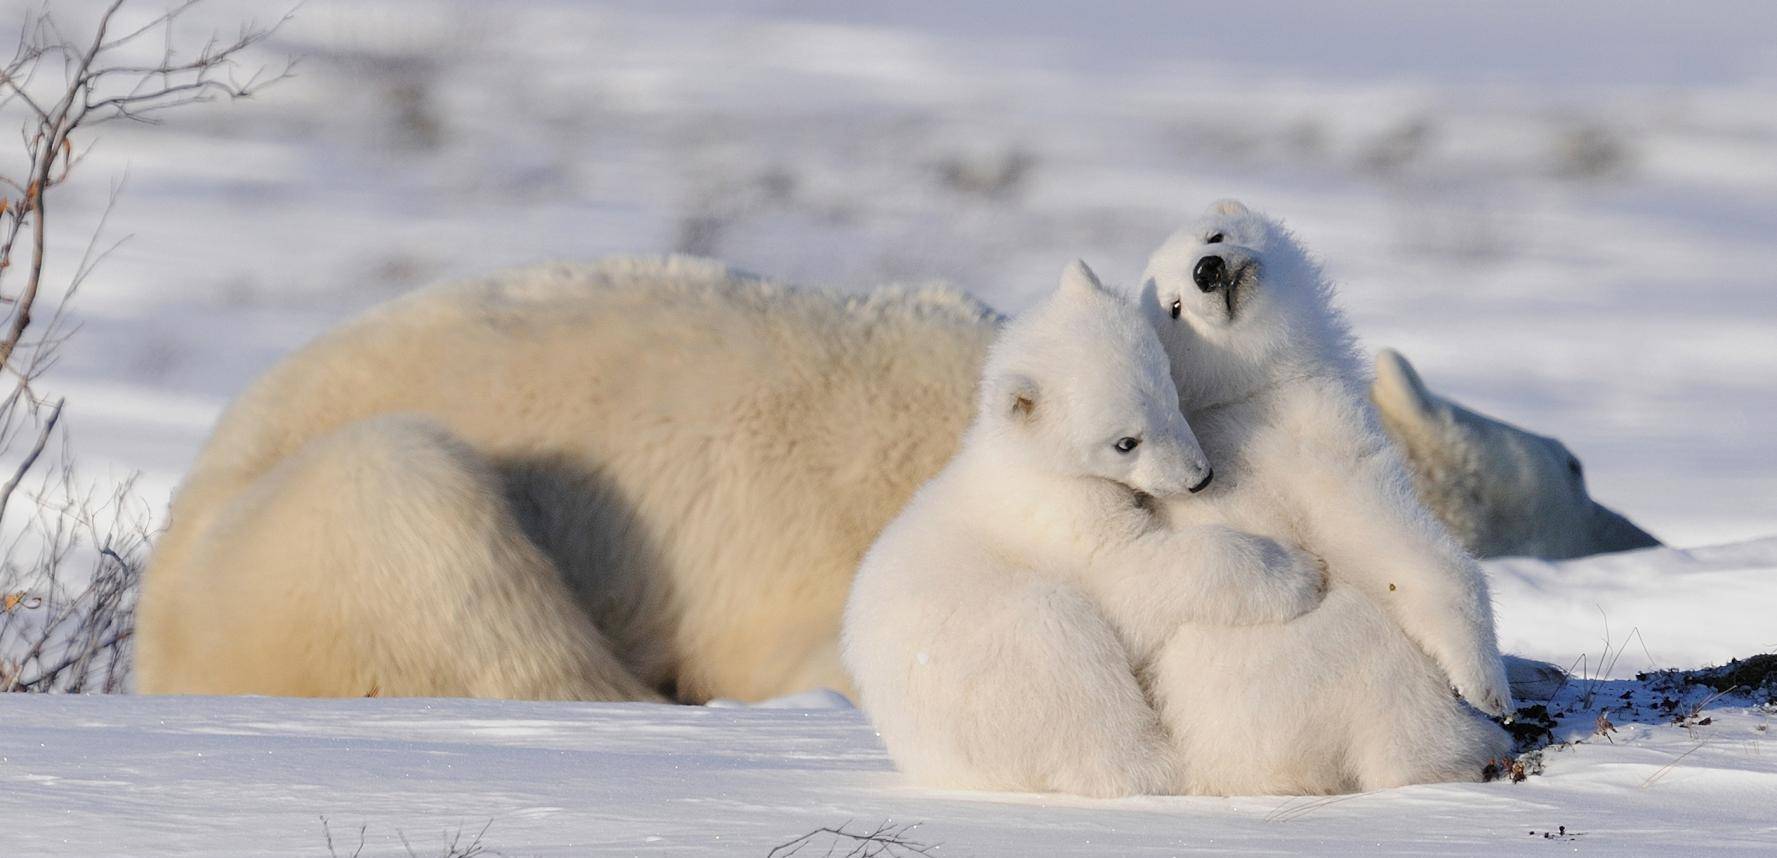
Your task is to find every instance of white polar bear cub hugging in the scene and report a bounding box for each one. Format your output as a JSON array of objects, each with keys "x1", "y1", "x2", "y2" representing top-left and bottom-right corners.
[
  {"x1": 1134, "y1": 200, "x2": 1512, "y2": 793},
  {"x1": 843, "y1": 260, "x2": 1327, "y2": 797}
]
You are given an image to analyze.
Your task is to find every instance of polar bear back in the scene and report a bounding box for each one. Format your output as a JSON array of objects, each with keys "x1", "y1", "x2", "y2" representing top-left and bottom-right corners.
[{"x1": 142, "y1": 256, "x2": 998, "y2": 701}]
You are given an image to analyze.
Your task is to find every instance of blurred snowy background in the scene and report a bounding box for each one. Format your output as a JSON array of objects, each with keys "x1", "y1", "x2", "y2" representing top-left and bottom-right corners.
[{"x1": 19, "y1": 0, "x2": 1777, "y2": 546}]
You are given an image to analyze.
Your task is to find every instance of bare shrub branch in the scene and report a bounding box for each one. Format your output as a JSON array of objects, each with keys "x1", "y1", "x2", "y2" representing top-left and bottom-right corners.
[
  {"x1": 320, "y1": 816, "x2": 368, "y2": 858},
  {"x1": 0, "y1": 0, "x2": 293, "y2": 692},
  {"x1": 769, "y1": 820, "x2": 936, "y2": 858}
]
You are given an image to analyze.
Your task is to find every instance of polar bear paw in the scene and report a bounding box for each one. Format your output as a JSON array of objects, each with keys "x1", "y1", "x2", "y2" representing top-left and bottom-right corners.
[
  {"x1": 1445, "y1": 648, "x2": 1515, "y2": 718},
  {"x1": 1241, "y1": 535, "x2": 1328, "y2": 624},
  {"x1": 1049, "y1": 742, "x2": 1177, "y2": 798}
]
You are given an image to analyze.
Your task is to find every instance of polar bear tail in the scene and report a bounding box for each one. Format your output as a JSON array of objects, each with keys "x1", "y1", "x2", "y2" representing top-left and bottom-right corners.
[{"x1": 134, "y1": 414, "x2": 658, "y2": 701}]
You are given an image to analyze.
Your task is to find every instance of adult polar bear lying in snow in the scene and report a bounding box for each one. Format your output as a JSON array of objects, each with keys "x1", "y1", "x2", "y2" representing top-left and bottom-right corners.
[
  {"x1": 842, "y1": 261, "x2": 1328, "y2": 797},
  {"x1": 137, "y1": 258, "x2": 1001, "y2": 700},
  {"x1": 1372, "y1": 348, "x2": 1660, "y2": 560}
]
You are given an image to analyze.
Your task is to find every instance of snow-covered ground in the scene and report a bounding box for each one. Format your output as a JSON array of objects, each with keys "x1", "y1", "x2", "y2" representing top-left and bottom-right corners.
[
  {"x1": 3, "y1": 652, "x2": 1774, "y2": 856},
  {"x1": 1490, "y1": 538, "x2": 1777, "y2": 678},
  {"x1": 7, "y1": 539, "x2": 1776, "y2": 856}
]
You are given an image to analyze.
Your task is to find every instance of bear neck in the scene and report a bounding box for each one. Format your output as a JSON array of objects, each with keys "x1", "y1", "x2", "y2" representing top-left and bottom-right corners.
[
  {"x1": 1180, "y1": 292, "x2": 1367, "y2": 413},
  {"x1": 948, "y1": 430, "x2": 1138, "y2": 563}
]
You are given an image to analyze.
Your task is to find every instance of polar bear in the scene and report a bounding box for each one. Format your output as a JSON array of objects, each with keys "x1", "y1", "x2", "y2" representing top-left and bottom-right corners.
[
  {"x1": 1372, "y1": 348, "x2": 1660, "y2": 559},
  {"x1": 136, "y1": 257, "x2": 1001, "y2": 701},
  {"x1": 137, "y1": 224, "x2": 1606, "y2": 704},
  {"x1": 1127, "y1": 200, "x2": 1512, "y2": 792},
  {"x1": 842, "y1": 260, "x2": 1326, "y2": 797}
]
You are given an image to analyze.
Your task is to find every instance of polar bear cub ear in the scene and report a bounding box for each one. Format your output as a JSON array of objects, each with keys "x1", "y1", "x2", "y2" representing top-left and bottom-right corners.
[
  {"x1": 1208, "y1": 198, "x2": 1251, "y2": 217},
  {"x1": 992, "y1": 371, "x2": 1042, "y2": 423},
  {"x1": 1059, "y1": 258, "x2": 1108, "y2": 298},
  {"x1": 1372, "y1": 348, "x2": 1443, "y2": 426}
]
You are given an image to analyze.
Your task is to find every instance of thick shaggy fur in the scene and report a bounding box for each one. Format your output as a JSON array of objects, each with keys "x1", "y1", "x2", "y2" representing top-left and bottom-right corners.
[
  {"x1": 1372, "y1": 348, "x2": 1660, "y2": 559},
  {"x1": 139, "y1": 223, "x2": 1580, "y2": 708},
  {"x1": 842, "y1": 263, "x2": 1325, "y2": 797},
  {"x1": 137, "y1": 257, "x2": 997, "y2": 701},
  {"x1": 1135, "y1": 201, "x2": 1513, "y2": 793}
]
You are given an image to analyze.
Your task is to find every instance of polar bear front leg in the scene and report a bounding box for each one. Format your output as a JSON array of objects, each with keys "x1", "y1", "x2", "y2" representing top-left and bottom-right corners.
[
  {"x1": 1285, "y1": 446, "x2": 1513, "y2": 717},
  {"x1": 1083, "y1": 523, "x2": 1327, "y2": 660}
]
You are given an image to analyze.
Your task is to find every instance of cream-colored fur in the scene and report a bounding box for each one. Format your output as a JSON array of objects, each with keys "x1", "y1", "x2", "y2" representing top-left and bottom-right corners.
[
  {"x1": 842, "y1": 262, "x2": 1325, "y2": 796},
  {"x1": 1372, "y1": 348, "x2": 1660, "y2": 559},
  {"x1": 137, "y1": 257, "x2": 996, "y2": 701},
  {"x1": 139, "y1": 236, "x2": 1561, "y2": 707}
]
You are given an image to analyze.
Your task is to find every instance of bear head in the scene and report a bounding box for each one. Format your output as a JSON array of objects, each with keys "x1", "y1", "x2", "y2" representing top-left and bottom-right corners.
[
  {"x1": 976, "y1": 259, "x2": 1214, "y2": 499},
  {"x1": 1372, "y1": 348, "x2": 1661, "y2": 559},
  {"x1": 1139, "y1": 199, "x2": 1361, "y2": 409}
]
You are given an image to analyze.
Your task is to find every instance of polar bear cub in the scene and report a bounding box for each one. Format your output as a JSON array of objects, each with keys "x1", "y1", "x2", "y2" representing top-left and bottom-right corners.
[
  {"x1": 843, "y1": 260, "x2": 1325, "y2": 797},
  {"x1": 1133, "y1": 201, "x2": 1513, "y2": 793}
]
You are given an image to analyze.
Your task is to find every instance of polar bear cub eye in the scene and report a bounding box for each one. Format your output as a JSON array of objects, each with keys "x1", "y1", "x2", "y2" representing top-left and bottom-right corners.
[
  {"x1": 1114, "y1": 436, "x2": 1141, "y2": 454},
  {"x1": 1205, "y1": 232, "x2": 1225, "y2": 244},
  {"x1": 1169, "y1": 298, "x2": 1182, "y2": 319}
]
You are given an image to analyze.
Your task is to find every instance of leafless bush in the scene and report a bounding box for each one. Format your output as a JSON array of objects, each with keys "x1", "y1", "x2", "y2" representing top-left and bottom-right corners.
[
  {"x1": 934, "y1": 145, "x2": 1035, "y2": 199},
  {"x1": 0, "y1": 465, "x2": 151, "y2": 692},
  {"x1": 321, "y1": 817, "x2": 368, "y2": 858},
  {"x1": 0, "y1": 0, "x2": 290, "y2": 692},
  {"x1": 769, "y1": 820, "x2": 935, "y2": 858},
  {"x1": 1357, "y1": 115, "x2": 1437, "y2": 176},
  {"x1": 1551, "y1": 121, "x2": 1633, "y2": 181},
  {"x1": 673, "y1": 164, "x2": 802, "y2": 257},
  {"x1": 322, "y1": 818, "x2": 499, "y2": 858}
]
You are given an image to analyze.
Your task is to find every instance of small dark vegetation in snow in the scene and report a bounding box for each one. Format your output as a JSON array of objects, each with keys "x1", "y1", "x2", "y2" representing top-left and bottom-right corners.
[
  {"x1": 1358, "y1": 115, "x2": 1437, "y2": 177},
  {"x1": 770, "y1": 820, "x2": 936, "y2": 858},
  {"x1": 1683, "y1": 653, "x2": 1777, "y2": 697},
  {"x1": 1527, "y1": 825, "x2": 1584, "y2": 841},
  {"x1": 1489, "y1": 652, "x2": 1777, "y2": 785},
  {"x1": 322, "y1": 817, "x2": 497, "y2": 858},
  {"x1": 1550, "y1": 122, "x2": 1634, "y2": 181},
  {"x1": 675, "y1": 165, "x2": 804, "y2": 257},
  {"x1": 934, "y1": 146, "x2": 1036, "y2": 200}
]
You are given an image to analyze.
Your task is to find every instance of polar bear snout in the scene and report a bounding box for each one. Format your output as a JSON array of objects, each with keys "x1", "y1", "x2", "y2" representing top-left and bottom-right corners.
[
  {"x1": 1138, "y1": 443, "x2": 1214, "y2": 499},
  {"x1": 1188, "y1": 468, "x2": 1214, "y2": 494},
  {"x1": 1193, "y1": 255, "x2": 1228, "y2": 292},
  {"x1": 1187, "y1": 247, "x2": 1257, "y2": 322},
  {"x1": 1192, "y1": 250, "x2": 1256, "y2": 292}
]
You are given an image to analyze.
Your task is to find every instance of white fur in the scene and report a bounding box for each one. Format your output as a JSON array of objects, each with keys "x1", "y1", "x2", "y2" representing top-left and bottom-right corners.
[
  {"x1": 137, "y1": 227, "x2": 1556, "y2": 723},
  {"x1": 1130, "y1": 200, "x2": 1513, "y2": 793},
  {"x1": 1372, "y1": 348, "x2": 1660, "y2": 559},
  {"x1": 842, "y1": 262, "x2": 1325, "y2": 797}
]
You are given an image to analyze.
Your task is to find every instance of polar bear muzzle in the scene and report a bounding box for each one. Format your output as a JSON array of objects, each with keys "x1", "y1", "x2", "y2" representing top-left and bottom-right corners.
[
  {"x1": 1188, "y1": 468, "x2": 1214, "y2": 494},
  {"x1": 1192, "y1": 255, "x2": 1228, "y2": 292},
  {"x1": 1192, "y1": 249, "x2": 1257, "y2": 320}
]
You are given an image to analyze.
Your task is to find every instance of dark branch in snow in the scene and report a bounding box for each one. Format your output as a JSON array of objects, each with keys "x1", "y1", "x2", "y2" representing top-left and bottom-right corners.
[{"x1": 769, "y1": 820, "x2": 937, "y2": 858}]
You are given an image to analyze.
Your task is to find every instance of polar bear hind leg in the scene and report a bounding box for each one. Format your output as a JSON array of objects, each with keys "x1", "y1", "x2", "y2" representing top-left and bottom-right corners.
[
  {"x1": 1343, "y1": 632, "x2": 1512, "y2": 790},
  {"x1": 872, "y1": 577, "x2": 1174, "y2": 797},
  {"x1": 141, "y1": 414, "x2": 656, "y2": 700}
]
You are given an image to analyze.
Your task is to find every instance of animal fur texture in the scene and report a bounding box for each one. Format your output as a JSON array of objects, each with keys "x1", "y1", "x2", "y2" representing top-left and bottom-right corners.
[
  {"x1": 138, "y1": 214, "x2": 1600, "y2": 707},
  {"x1": 841, "y1": 261, "x2": 1327, "y2": 797},
  {"x1": 1372, "y1": 348, "x2": 1660, "y2": 559},
  {"x1": 136, "y1": 257, "x2": 997, "y2": 701},
  {"x1": 1133, "y1": 200, "x2": 1512, "y2": 793}
]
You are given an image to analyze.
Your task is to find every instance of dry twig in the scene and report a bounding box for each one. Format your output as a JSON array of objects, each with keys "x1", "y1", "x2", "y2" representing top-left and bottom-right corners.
[{"x1": 0, "y1": 0, "x2": 291, "y2": 692}]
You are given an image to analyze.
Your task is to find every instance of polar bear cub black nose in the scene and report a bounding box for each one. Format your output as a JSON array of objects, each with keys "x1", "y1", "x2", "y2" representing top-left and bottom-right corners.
[
  {"x1": 1193, "y1": 255, "x2": 1227, "y2": 292},
  {"x1": 1188, "y1": 468, "x2": 1214, "y2": 494}
]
